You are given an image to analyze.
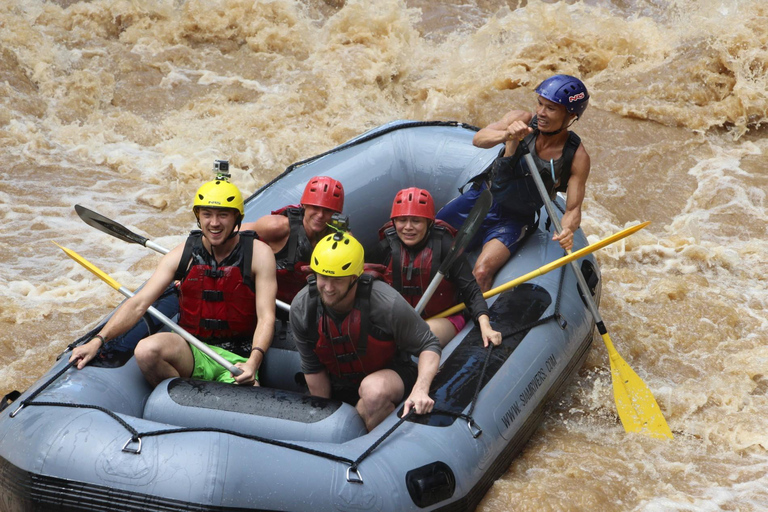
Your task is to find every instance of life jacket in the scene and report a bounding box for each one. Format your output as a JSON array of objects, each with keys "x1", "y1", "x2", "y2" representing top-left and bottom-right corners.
[
  {"x1": 174, "y1": 230, "x2": 257, "y2": 342},
  {"x1": 377, "y1": 220, "x2": 460, "y2": 318},
  {"x1": 307, "y1": 274, "x2": 396, "y2": 384},
  {"x1": 271, "y1": 205, "x2": 313, "y2": 303},
  {"x1": 487, "y1": 116, "x2": 581, "y2": 218}
]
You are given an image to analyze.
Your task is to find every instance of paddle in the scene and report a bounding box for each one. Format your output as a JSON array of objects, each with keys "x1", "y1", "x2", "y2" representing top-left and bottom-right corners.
[
  {"x1": 75, "y1": 204, "x2": 170, "y2": 255},
  {"x1": 54, "y1": 242, "x2": 244, "y2": 377},
  {"x1": 75, "y1": 205, "x2": 291, "y2": 313},
  {"x1": 520, "y1": 143, "x2": 672, "y2": 439},
  {"x1": 413, "y1": 188, "x2": 492, "y2": 315},
  {"x1": 429, "y1": 221, "x2": 650, "y2": 318}
]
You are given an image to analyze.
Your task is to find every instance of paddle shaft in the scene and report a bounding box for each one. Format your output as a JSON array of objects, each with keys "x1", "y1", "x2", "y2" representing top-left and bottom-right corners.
[
  {"x1": 521, "y1": 152, "x2": 606, "y2": 331},
  {"x1": 413, "y1": 189, "x2": 492, "y2": 315},
  {"x1": 117, "y1": 286, "x2": 244, "y2": 376}
]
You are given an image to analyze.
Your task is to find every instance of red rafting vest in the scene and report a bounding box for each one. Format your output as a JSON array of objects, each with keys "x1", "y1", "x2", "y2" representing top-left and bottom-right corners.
[
  {"x1": 174, "y1": 230, "x2": 257, "y2": 341},
  {"x1": 307, "y1": 274, "x2": 396, "y2": 384},
  {"x1": 271, "y1": 205, "x2": 313, "y2": 304},
  {"x1": 378, "y1": 220, "x2": 459, "y2": 318}
]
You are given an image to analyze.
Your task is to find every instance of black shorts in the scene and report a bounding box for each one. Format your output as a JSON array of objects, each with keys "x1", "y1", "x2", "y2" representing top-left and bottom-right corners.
[{"x1": 330, "y1": 357, "x2": 419, "y2": 406}]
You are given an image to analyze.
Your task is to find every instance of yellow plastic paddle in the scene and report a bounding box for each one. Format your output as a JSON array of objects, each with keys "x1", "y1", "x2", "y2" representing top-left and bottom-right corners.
[
  {"x1": 520, "y1": 146, "x2": 673, "y2": 439},
  {"x1": 53, "y1": 242, "x2": 243, "y2": 376}
]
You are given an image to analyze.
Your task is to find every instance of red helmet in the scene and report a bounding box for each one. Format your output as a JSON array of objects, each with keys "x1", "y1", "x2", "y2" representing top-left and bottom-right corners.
[
  {"x1": 390, "y1": 188, "x2": 435, "y2": 220},
  {"x1": 300, "y1": 176, "x2": 344, "y2": 213}
]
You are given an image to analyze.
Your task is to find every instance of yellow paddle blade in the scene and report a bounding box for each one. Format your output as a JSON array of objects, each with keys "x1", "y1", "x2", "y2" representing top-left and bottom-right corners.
[
  {"x1": 603, "y1": 333, "x2": 673, "y2": 439},
  {"x1": 53, "y1": 242, "x2": 122, "y2": 291}
]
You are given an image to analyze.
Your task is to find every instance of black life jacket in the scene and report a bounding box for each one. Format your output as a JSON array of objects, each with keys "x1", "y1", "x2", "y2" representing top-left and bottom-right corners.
[{"x1": 488, "y1": 117, "x2": 581, "y2": 218}]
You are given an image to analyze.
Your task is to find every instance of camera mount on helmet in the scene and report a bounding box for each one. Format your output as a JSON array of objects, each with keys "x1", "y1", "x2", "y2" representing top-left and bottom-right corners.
[{"x1": 213, "y1": 159, "x2": 231, "y2": 181}]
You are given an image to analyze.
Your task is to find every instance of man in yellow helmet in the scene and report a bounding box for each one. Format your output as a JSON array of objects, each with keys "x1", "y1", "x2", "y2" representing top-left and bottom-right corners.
[
  {"x1": 290, "y1": 232, "x2": 441, "y2": 431},
  {"x1": 70, "y1": 174, "x2": 277, "y2": 387}
]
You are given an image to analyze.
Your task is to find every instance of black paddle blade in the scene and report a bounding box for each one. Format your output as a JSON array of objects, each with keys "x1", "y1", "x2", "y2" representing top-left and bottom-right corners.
[
  {"x1": 438, "y1": 188, "x2": 492, "y2": 273},
  {"x1": 74, "y1": 204, "x2": 149, "y2": 246}
]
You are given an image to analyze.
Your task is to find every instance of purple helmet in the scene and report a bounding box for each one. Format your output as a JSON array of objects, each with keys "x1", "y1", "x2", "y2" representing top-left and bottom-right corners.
[{"x1": 535, "y1": 75, "x2": 589, "y2": 119}]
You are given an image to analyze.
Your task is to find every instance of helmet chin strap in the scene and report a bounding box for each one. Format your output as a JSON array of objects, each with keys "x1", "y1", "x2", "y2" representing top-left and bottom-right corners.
[
  {"x1": 337, "y1": 276, "x2": 359, "y2": 303},
  {"x1": 539, "y1": 116, "x2": 578, "y2": 136}
]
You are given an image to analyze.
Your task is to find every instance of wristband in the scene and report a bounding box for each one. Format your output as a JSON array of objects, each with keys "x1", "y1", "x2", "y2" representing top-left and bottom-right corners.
[
  {"x1": 251, "y1": 346, "x2": 266, "y2": 357},
  {"x1": 93, "y1": 334, "x2": 106, "y2": 345}
]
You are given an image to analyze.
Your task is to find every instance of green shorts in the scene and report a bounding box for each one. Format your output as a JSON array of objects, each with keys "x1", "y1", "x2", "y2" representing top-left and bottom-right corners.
[{"x1": 189, "y1": 343, "x2": 254, "y2": 384}]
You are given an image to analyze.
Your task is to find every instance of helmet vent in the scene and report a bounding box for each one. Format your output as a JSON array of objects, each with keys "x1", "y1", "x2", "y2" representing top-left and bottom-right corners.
[
  {"x1": 226, "y1": 195, "x2": 235, "y2": 203},
  {"x1": 342, "y1": 263, "x2": 351, "y2": 271}
]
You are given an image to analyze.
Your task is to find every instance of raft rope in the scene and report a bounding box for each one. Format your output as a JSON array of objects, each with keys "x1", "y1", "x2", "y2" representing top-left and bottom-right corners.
[
  {"x1": 8, "y1": 266, "x2": 569, "y2": 482},
  {"x1": 8, "y1": 201, "x2": 576, "y2": 483}
]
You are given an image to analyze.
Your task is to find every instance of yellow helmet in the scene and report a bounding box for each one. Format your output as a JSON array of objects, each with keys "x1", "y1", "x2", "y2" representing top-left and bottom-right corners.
[
  {"x1": 193, "y1": 179, "x2": 244, "y2": 217},
  {"x1": 310, "y1": 232, "x2": 364, "y2": 277}
]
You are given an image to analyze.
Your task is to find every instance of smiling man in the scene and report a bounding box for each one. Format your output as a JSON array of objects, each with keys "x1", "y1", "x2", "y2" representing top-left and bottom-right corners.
[
  {"x1": 241, "y1": 176, "x2": 344, "y2": 304},
  {"x1": 437, "y1": 74, "x2": 592, "y2": 291},
  {"x1": 70, "y1": 172, "x2": 277, "y2": 388},
  {"x1": 290, "y1": 232, "x2": 441, "y2": 431}
]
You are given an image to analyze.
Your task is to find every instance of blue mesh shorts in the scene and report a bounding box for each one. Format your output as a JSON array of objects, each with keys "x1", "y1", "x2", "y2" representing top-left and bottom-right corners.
[{"x1": 436, "y1": 184, "x2": 533, "y2": 253}]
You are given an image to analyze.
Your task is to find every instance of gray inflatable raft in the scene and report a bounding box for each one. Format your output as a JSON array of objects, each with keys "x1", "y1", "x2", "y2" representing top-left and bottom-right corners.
[{"x1": 0, "y1": 121, "x2": 600, "y2": 511}]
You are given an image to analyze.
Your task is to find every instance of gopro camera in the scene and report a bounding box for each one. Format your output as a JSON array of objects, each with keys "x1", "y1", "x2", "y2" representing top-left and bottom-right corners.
[
  {"x1": 329, "y1": 213, "x2": 350, "y2": 233},
  {"x1": 213, "y1": 159, "x2": 230, "y2": 180}
]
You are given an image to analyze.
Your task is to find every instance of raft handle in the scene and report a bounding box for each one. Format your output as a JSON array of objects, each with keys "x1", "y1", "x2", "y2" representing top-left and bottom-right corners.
[
  {"x1": 122, "y1": 437, "x2": 142, "y2": 454},
  {"x1": 346, "y1": 466, "x2": 363, "y2": 484},
  {"x1": 467, "y1": 419, "x2": 482, "y2": 439}
]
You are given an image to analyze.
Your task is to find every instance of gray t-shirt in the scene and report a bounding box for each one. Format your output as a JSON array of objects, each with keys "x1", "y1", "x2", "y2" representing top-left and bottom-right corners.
[{"x1": 290, "y1": 279, "x2": 442, "y2": 374}]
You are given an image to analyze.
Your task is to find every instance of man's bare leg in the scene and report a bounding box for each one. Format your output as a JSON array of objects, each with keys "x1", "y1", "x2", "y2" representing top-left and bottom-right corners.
[
  {"x1": 472, "y1": 239, "x2": 511, "y2": 292},
  {"x1": 356, "y1": 370, "x2": 405, "y2": 431},
  {"x1": 134, "y1": 332, "x2": 195, "y2": 387}
]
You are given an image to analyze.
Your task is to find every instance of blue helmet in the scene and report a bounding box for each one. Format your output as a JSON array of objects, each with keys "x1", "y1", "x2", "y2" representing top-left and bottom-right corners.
[{"x1": 535, "y1": 75, "x2": 589, "y2": 119}]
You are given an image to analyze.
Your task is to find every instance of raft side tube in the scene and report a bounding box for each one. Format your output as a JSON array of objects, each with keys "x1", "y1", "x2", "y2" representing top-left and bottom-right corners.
[{"x1": 143, "y1": 378, "x2": 367, "y2": 443}]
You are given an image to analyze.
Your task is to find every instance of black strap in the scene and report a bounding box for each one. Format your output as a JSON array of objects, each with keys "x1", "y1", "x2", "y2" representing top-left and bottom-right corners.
[
  {"x1": 306, "y1": 275, "x2": 321, "y2": 343},
  {"x1": 201, "y1": 290, "x2": 224, "y2": 301},
  {"x1": 283, "y1": 208, "x2": 305, "y2": 268},
  {"x1": 200, "y1": 319, "x2": 229, "y2": 330},
  {"x1": 354, "y1": 275, "x2": 374, "y2": 357},
  {"x1": 428, "y1": 225, "x2": 447, "y2": 281},
  {"x1": 238, "y1": 230, "x2": 255, "y2": 284},
  {"x1": 383, "y1": 227, "x2": 403, "y2": 292},
  {"x1": 555, "y1": 131, "x2": 581, "y2": 192},
  {"x1": 174, "y1": 231, "x2": 202, "y2": 281}
]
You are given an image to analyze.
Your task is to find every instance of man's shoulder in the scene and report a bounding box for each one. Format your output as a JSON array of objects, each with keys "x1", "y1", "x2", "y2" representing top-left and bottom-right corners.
[{"x1": 370, "y1": 278, "x2": 400, "y2": 297}]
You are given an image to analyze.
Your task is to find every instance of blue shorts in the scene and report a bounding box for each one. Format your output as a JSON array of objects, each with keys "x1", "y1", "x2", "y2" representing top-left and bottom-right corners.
[{"x1": 436, "y1": 184, "x2": 533, "y2": 253}]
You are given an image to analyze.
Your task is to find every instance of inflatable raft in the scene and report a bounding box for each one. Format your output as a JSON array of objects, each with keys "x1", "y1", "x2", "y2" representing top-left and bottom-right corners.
[{"x1": 0, "y1": 121, "x2": 601, "y2": 511}]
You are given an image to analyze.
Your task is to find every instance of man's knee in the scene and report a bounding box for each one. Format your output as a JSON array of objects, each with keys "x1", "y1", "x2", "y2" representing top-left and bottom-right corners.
[
  {"x1": 473, "y1": 262, "x2": 498, "y2": 291},
  {"x1": 358, "y1": 378, "x2": 390, "y2": 409},
  {"x1": 134, "y1": 336, "x2": 164, "y2": 366}
]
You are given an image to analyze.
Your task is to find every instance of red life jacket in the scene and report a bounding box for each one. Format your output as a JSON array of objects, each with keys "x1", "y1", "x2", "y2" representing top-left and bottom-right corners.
[
  {"x1": 378, "y1": 219, "x2": 459, "y2": 318},
  {"x1": 174, "y1": 231, "x2": 257, "y2": 342},
  {"x1": 308, "y1": 274, "x2": 396, "y2": 384},
  {"x1": 271, "y1": 205, "x2": 313, "y2": 304}
]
